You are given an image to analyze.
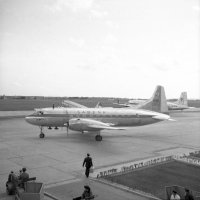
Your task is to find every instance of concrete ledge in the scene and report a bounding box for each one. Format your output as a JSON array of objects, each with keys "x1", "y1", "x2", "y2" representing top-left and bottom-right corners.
[
  {"x1": 92, "y1": 177, "x2": 161, "y2": 200},
  {"x1": 44, "y1": 192, "x2": 60, "y2": 200},
  {"x1": 45, "y1": 178, "x2": 82, "y2": 189}
]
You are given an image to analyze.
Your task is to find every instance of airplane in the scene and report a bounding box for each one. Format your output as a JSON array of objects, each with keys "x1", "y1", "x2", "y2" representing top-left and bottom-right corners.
[
  {"x1": 115, "y1": 90, "x2": 193, "y2": 111},
  {"x1": 63, "y1": 85, "x2": 168, "y2": 114},
  {"x1": 62, "y1": 100, "x2": 109, "y2": 109},
  {"x1": 62, "y1": 100, "x2": 102, "y2": 108},
  {"x1": 114, "y1": 99, "x2": 146, "y2": 107},
  {"x1": 25, "y1": 87, "x2": 173, "y2": 141},
  {"x1": 62, "y1": 100, "x2": 87, "y2": 108},
  {"x1": 167, "y1": 92, "x2": 194, "y2": 110},
  {"x1": 128, "y1": 99, "x2": 146, "y2": 105},
  {"x1": 114, "y1": 85, "x2": 169, "y2": 114}
]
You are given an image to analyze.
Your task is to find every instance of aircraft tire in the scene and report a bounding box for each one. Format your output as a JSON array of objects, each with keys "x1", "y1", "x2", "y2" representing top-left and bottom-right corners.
[
  {"x1": 95, "y1": 135, "x2": 102, "y2": 141},
  {"x1": 39, "y1": 133, "x2": 45, "y2": 138}
]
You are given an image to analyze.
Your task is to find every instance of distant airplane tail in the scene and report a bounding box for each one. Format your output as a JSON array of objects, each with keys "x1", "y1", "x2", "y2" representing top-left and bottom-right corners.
[
  {"x1": 176, "y1": 92, "x2": 188, "y2": 106},
  {"x1": 138, "y1": 85, "x2": 169, "y2": 114},
  {"x1": 95, "y1": 102, "x2": 103, "y2": 108}
]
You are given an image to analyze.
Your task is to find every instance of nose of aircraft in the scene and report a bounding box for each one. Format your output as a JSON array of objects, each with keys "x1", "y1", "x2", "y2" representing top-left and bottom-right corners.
[{"x1": 25, "y1": 115, "x2": 35, "y2": 125}]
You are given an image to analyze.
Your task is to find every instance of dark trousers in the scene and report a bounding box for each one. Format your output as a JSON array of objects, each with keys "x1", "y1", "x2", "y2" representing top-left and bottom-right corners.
[
  {"x1": 73, "y1": 197, "x2": 81, "y2": 200},
  {"x1": 85, "y1": 167, "x2": 90, "y2": 178}
]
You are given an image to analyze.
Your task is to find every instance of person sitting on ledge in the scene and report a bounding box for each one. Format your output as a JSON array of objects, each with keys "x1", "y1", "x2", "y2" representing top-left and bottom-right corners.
[
  {"x1": 73, "y1": 185, "x2": 94, "y2": 200},
  {"x1": 170, "y1": 190, "x2": 180, "y2": 200},
  {"x1": 185, "y1": 188, "x2": 194, "y2": 200}
]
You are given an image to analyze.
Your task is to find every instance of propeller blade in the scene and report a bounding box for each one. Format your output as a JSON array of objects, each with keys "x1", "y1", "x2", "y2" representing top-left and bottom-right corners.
[{"x1": 66, "y1": 122, "x2": 69, "y2": 136}]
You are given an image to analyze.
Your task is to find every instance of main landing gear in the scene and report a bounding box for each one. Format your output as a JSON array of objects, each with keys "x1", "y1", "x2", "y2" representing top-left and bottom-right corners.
[
  {"x1": 95, "y1": 134, "x2": 102, "y2": 141},
  {"x1": 39, "y1": 127, "x2": 45, "y2": 138}
]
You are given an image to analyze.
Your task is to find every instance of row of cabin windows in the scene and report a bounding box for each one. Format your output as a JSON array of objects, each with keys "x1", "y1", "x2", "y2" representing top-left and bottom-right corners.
[
  {"x1": 68, "y1": 114, "x2": 139, "y2": 118},
  {"x1": 170, "y1": 105, "x2": 178, "y2": 108}
]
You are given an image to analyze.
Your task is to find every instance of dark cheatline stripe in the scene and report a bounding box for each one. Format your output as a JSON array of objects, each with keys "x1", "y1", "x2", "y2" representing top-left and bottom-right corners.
[{"x1": 29, "y1": 113, "x2": 152, "y2": 119}]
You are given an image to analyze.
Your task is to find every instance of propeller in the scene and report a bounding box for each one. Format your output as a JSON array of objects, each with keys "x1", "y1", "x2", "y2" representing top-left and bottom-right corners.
[{"x1": 66, "y1": 122, "x2": 69, "y2": 136}]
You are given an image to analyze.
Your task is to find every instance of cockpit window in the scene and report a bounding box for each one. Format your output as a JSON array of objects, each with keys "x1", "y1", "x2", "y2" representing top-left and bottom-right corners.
[{"x1": 33, "y1": 111, "x2": 44, "y2": 115}]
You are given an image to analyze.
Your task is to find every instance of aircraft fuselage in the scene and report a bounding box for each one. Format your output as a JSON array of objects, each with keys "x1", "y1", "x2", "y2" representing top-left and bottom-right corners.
[{"x1": 26, "y1": 107, "x2": 170, "y2": 128}]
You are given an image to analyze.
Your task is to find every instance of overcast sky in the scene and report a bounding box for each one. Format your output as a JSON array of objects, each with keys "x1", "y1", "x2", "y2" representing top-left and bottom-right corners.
[{"x1": 0, "y1": 0, "x2": 199, "y2": 98}]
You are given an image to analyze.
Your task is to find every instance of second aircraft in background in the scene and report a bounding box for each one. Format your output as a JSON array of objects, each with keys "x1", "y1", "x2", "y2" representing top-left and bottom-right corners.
[{"x1": 115, "y1": 91, "x2": 193, "y2": 111}]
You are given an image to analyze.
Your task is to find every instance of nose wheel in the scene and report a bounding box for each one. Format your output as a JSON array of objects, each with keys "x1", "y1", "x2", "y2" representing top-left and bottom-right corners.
[
  {"x1": 95, "y1": 135, "x2": 102, "y2": 141},
  {"x1": 39, "y1": 127, "x2": 45, "y2": 138},
  {"x1": 39, "y1": 133, "x2": 45, "y2": 138}
]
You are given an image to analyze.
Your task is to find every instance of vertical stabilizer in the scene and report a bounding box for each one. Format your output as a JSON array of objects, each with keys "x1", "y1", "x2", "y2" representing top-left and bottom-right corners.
[
  {"x1": 138, "y1": 85, "x2": 169, "y2": 114},
  {"x1": 176, "y1": 92, "x2": 188, "y2": 106},
  {"x1": 95, "y1": 102, "x2": 103, "y2": 108}
]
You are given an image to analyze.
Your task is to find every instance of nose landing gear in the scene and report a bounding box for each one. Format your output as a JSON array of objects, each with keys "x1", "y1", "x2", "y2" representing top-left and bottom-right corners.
[
  {"x1": 39, "y1": 127, "x2": 45, "y2": 138},
  {"x1": 95, "y1": 132, "x2": 102, "y2": 141}
]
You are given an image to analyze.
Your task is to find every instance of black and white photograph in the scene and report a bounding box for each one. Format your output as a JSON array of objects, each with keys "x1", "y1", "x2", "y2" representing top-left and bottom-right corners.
[{"x1": 0, "y1": 0, "x2": 200, "y2": 199}]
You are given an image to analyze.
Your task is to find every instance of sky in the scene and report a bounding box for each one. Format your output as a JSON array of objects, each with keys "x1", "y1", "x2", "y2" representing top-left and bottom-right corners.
[{"x1": 0, "y1": 0, "x2": 200, "y2": 99}]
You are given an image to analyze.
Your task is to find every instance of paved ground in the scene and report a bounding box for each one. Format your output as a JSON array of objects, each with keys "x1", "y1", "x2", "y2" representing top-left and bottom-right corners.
[
  {"x1": 45, "y1": 178, "x2": 156, "y2": 200},
  {"x1": 0, "y1": 111, "x2": 199, "y2": 199},
  {"x1": 0, "y1": 111, "x2": 32, "y2": 118}
]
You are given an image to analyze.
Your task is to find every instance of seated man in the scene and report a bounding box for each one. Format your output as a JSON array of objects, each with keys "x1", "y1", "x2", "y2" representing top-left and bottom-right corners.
[
  {"x1": 170, "y1": 190, "x2": 180, "y2": 200},
  {"x1": 6, "y1": 171, "x2": 18, "y2": 195},
  {"x1": 7, "y1": 171, "x2": 14, "y2": 183},
  {"x1": 73, "y1": 185, "x2": 94, "y2": 200},
  {"x1": 19, "y1": 167, "x2": 29, "y2": 188}
]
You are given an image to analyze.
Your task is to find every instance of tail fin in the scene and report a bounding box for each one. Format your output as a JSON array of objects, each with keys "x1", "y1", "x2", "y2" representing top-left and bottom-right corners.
[
  {"x1": 138, "y1": 85, "x2": 169, "y2": 114},
  {"x1": 176, "y1": 92, "x2": 188, "y2": 106},
  {"x1": 95, "y1": 102, "x2": 103, "y2": 108}
]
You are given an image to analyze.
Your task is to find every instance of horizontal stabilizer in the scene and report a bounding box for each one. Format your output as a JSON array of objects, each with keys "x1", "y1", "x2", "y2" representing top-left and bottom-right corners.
[
  {"x1": 167, "y1": 118, "x2": 176, "y2": 121},
  {"x1": 152, "y1": 115, "x2": 175, "y2": 121}
]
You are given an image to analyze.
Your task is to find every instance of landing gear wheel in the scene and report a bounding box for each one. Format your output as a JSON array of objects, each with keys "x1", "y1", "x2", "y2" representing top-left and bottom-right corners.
[
  {"x1": 95, "y1": 135, "x2": 102, "y2": 141},
  {"x1": 39, "y1": 133, "x2": 45, "y2": 138}
]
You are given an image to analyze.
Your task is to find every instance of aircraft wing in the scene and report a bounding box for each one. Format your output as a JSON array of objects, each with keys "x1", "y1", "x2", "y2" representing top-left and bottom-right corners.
[
  {"x1": 88, "y1": 124, "x2": 125, "y2": 130},
  {"x1": 66, "y1": 118, "x2": 126, "y2": 131},
  {"x1": 62, "y1": 100, "x2": 87, "y2": 108}
]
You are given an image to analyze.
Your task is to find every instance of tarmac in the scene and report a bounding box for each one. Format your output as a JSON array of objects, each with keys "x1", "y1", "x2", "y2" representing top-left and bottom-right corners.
[{"x1": 0, "y1": 111, "x2": 200, "y2": 199}]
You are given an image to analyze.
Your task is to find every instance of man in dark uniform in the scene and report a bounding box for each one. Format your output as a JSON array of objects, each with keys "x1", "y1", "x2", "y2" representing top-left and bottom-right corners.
[{"x1": 83, "y1": 153, "x2": 93, "y2": 178}]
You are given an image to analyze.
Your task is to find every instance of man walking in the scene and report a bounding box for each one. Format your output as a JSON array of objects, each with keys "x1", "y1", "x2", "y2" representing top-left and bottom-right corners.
[{"x1": 83, "y1": 153, "x2": 93, "y2": 178}]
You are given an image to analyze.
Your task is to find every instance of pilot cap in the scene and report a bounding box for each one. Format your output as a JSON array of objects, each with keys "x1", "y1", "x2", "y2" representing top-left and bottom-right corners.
[
  {"x1": 84, "y1": 185, "x2": 90, "y2": 190},
  {"x1": 22, "y1": 167, "x2": 26, "y2": 171}
]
